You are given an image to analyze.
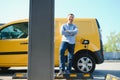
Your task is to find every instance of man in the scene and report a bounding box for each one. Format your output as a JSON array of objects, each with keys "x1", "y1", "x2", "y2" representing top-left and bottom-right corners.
[{"x1": 58, "y1": 13, "x2": 78, "y2": 75}]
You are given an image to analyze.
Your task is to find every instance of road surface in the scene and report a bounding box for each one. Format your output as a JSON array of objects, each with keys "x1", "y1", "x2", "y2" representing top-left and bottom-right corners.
[{"x1": 0, "y1": 61, "x2": 120, "y2": 80}]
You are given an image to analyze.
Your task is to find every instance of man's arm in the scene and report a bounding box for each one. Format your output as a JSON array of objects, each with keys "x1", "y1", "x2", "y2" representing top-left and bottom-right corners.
[
  {"x1": 60, "y1": 25, "x2": 70, "y2": 36},
  {"x1": 67, "y1": 26, "x2": 78, "y2": 36}
]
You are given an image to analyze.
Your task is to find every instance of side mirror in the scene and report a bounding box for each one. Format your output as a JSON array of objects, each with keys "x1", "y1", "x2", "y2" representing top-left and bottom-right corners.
[{"x1": 0, "y1": 32, "x2": 1, "y2": 39}]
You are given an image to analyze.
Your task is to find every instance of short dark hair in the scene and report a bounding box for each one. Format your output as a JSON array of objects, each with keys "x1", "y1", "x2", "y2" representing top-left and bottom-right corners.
[{"x1": 68, "y1": 13, "x2": 74, "y2": 17}]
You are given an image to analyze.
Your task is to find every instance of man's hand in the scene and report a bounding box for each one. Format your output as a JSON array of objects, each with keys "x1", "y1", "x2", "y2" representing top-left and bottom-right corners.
[
  {"x1": 65, "y1": 30, "x2": 69, "y2": 32},
  {"x1": 65, "y1": 30, "x2": 74, "y2": 36}
]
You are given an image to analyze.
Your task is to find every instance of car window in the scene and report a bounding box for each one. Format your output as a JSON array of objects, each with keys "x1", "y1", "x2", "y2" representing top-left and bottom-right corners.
[{"x1": 0, "y1": 22, "x2": 28, "y2": 39}]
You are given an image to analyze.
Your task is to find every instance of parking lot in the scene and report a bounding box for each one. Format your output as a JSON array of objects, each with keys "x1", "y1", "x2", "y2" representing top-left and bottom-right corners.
[{"x1": 0, "y1": 61, "x2": 120, "y2": 80}]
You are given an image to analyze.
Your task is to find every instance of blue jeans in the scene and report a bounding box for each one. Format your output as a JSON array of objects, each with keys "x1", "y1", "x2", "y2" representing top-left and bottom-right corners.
[{"x1": 59, "y1": 42, "x2": 75, "y2": 72}]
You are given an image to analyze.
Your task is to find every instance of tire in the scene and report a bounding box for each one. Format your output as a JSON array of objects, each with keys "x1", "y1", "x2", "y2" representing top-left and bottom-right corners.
[
  {"x1": 0, "y1": 67, "x2": 10, "y2": 71},
  {"x1": 73, "y1": 53, "x2": 96, "y2": 73}
]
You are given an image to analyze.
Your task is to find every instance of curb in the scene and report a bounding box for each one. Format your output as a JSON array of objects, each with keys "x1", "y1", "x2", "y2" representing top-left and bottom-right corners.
[
  {"x1": 105, "y1": 74, "x2": 120, "y2": 80},
  {"x1": 104, "y1": 60, "x2": 120, "y2": 63}
]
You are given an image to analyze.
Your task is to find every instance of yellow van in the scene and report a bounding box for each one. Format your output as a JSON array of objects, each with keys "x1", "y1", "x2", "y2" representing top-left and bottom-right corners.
[{"x1": 0, "y1": 18, "x2": 104, "y2": 73}]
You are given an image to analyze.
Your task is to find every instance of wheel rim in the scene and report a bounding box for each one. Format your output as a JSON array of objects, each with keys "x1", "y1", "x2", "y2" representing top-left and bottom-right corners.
[{"x1": 77, "y1": 57, "x2": 93, "y2": 72}]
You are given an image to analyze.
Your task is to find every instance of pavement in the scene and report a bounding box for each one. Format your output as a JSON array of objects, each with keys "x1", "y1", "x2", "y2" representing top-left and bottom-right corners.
[{"x1": 0, "y1": 61, "x2": 120, "y2": 80}]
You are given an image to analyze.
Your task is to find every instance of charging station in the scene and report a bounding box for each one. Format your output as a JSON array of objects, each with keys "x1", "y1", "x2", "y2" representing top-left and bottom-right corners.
[{"x1": 28, "y1": 0, "x2": 54, "y2": 80}]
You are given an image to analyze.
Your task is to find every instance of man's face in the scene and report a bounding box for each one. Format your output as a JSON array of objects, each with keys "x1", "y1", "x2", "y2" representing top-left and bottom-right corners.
[{"x1": 67, "y1": 15, "x2": 74, "y2": 23}]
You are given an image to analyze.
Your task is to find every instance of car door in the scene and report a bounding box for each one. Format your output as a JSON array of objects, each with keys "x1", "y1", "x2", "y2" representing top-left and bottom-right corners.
[{"x1": 0, "y1": 22, "x2": 28, "y2": 66}]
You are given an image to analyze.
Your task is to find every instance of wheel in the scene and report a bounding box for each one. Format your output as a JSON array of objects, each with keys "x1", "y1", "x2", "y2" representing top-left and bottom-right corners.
[
  {"x1": 0, "y1": 67, "x2": 10, "y2": 71},
  {"x1": 73, "y1": 53, "x2": 96, "y2": 73}
]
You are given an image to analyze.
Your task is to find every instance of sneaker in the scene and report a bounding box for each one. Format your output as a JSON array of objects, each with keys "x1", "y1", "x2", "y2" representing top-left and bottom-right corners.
[
  {"x1": 57, "y1": 70, "x2": 65, "y2": 76},
  {"x1": 65, "y1": 70, "x2": 70, "y2": 74}
]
